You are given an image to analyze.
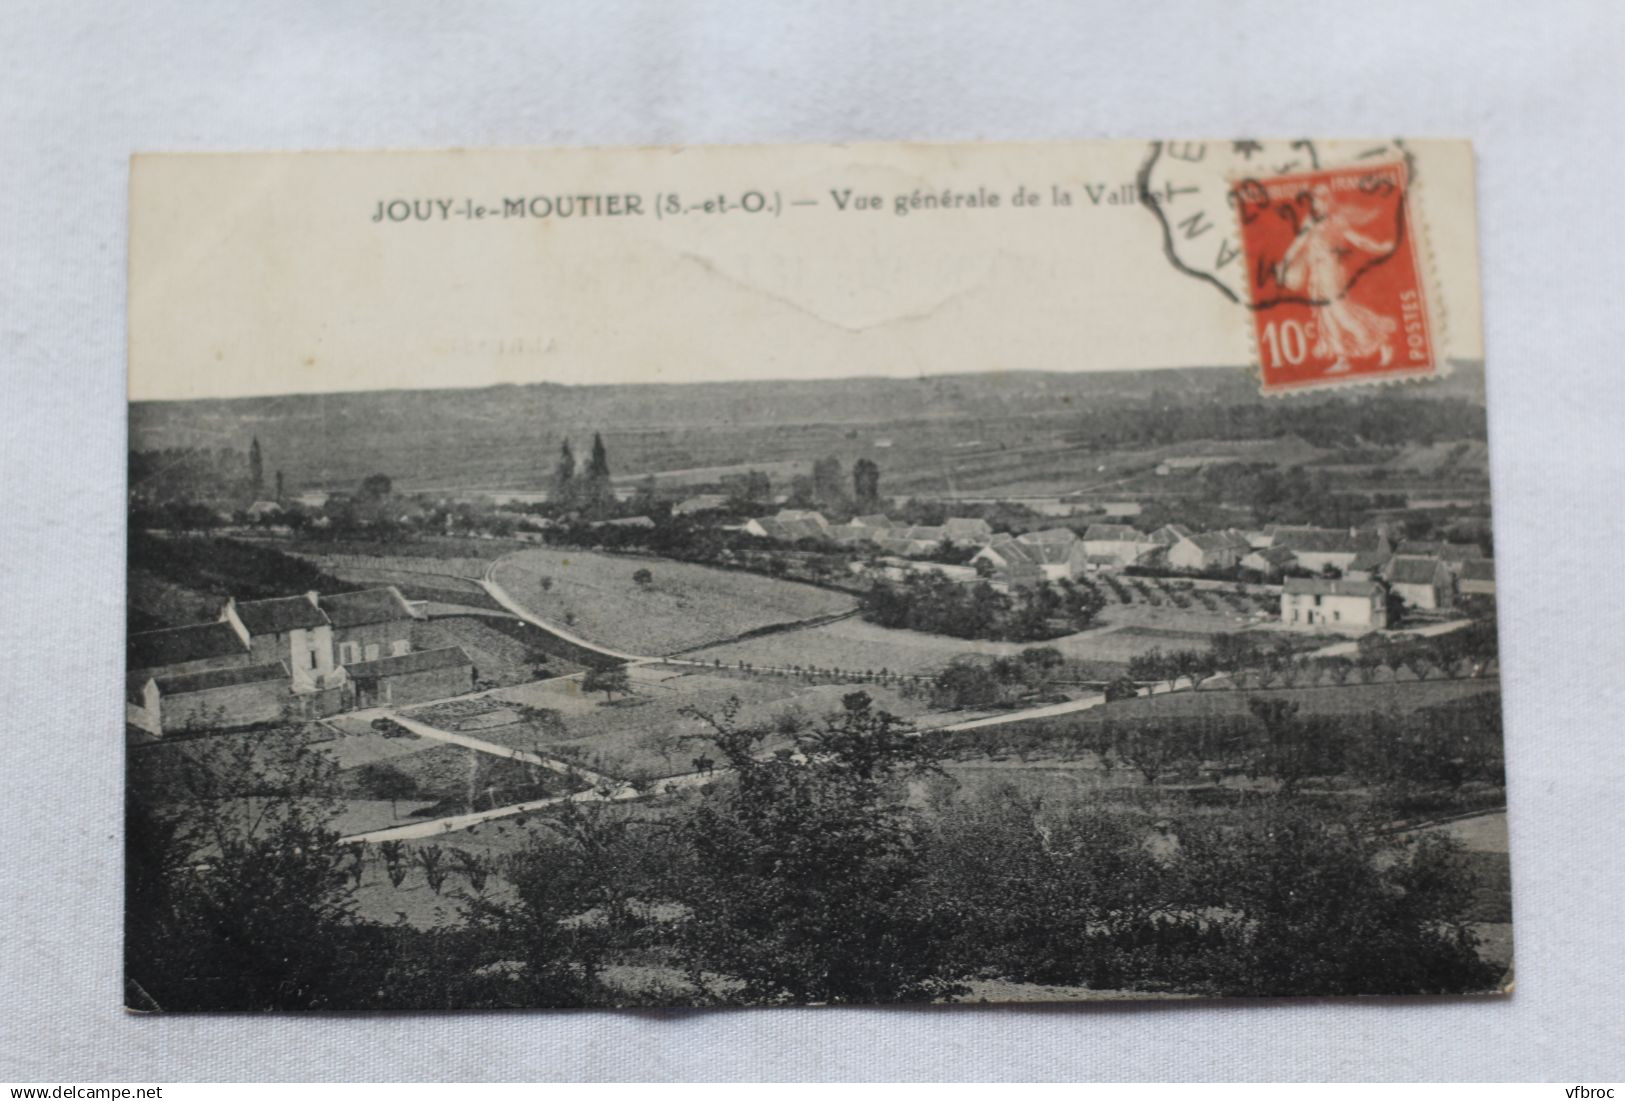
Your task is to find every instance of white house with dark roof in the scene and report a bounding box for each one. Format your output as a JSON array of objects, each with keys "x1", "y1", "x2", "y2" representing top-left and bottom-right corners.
[
  {"x1": 222, "y1": 593, "x2": 343, "y2": 697},
  {"x1": 1281, "y1": 577, "x2": 1388, "y2": 629}
]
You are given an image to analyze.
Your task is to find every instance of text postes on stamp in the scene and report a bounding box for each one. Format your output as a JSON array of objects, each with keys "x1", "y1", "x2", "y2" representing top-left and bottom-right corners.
[{"x1": 1234, "y1": 160, "x2": 1436, "y2": 393}]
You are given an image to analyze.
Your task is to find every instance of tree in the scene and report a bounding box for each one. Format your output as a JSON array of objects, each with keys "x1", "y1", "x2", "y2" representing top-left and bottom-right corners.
[
  {"x1": 581, "y1": 665, "x2": 631, "y2": 702},
  {"x1": 581, "y1": 432, "x2": 613, "y2": 510},
  {"x1": 669, "y1": 693, "x2": 964, "y2": 1004},
  {"x1": 249, "y1": 436, "x2": 264, "y2": 496},
  {"x1": 1176, "y1": 805, "x2": 1501, "y2": 996},
  {"x1": 125, "y1": 727, "x2": 369, "y2": 1011},
  {"x1": 553, "y1": 440, "x2": 577, "y2": 506},
  {"x1": 632, "y1": 567, "x2": 653, "y2": 587},
  {"x1": 352, "y1": 761, "x2": 419, "y2": 820},
  {"x1": 274, "y1": 469, "x2": 285, "y2": 501},
  {"x1": 812, "y1": 456, "x2": 846, "y2": 508},
  {"x1": 357, "y1": 472, "x2": 393, "y2": 500},
  {"x1": 852, "y1": 457, "x2": 881, "y2": 508}
]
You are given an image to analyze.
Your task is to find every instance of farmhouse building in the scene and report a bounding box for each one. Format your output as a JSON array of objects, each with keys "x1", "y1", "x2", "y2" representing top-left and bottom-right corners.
[
  {"x1": 851, "y1": 514, "x2": 892, "y2": 528},
  {"x1": 127, "y1": 661, "x2": 293, "y2": 737},
  {"x1": 1459, "y1": 558, "x2": 1496, "y2": 597},
  {"x1": 1385, "y1": 555, "x2": 1455, "y2": 610},
  {"x1": 223, "y1": 594, "x2": 342, "y2": 697},
  {"x1": 1101, "y1": 501, "x2": 1143, "y2": 519},
  {"x1": 320, "y1": 586, "x2": 421, "y2": 665},
  {"x1": 1281, "y1": 577, "x2": 1388, "y2": 630},
  {"x1": 345, "y1": 646, "x2": 475, "y2": 708}
]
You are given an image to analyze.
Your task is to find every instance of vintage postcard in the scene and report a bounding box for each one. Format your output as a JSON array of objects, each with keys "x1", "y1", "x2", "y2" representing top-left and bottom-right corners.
[{"x1": 126, "y1": 139, "x2": 1509, "y2": 1011}]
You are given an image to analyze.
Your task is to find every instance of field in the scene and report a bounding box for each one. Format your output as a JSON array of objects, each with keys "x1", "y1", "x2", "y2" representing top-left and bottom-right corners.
[
  {"x1": 488, "y1": 547, "x2": 855, "y2": 656},
  {"x1": 688, "y1": 616, "x2": 1248, "y2": 679},
  {"x1": 410, "y1": 615, "x2": 590, "y2": 685},
  {"x1": 444, "y1": 665, "x2": 952, "y2": 780},
  {"x1": 1016, "y1": 677, "x2": 1499, "y2": 735}
]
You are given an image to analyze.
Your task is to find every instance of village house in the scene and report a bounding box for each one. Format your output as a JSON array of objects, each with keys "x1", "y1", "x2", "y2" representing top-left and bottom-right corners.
[
  {"x1": 1281, "y1": 577, "x2": 1389, "y2": 630},
  {"x1": 673, "y1": 494, "x2": 729, "y2": 516},
  {"x1": 942, "y1": 516, "x2": 994, "y2": 542},
  {"x1": 1166, "y1": 529, "x2": 1252, "y2": 573},
  {"x1": 1345, "y1": 547, "x2": 1394, "y2": 581},
  {"x1": 1396, "y1": 540, "x2": 1484, "y2": 575},
  {"x1": 1014, "y1": 528, "x2": 1087, "y2": 580},
  {"x1": 824, "y1": 523, "x2": 875, "y2": 547},
  {"x1": 1268, "y1": 526, "x2": 1390, "y2": 575},
  {"x1": 320, "y1": 586, "x2": 421, "y2": 665},
  {"x1": 1081, "y1": 523, "x2": 1154, "y2": 569},
  {"x1": 1459, "y1": 558, "x2": 1496, "y2": 597},
  {"x1": 742, "y1": 516, "x2": 827, "y2": 543},
  {"x1": 850, "y1": 513, "x2": 892, "y2": 528},
  {"x1": 970, "y1": 537, "x2": 1047, "y2": 590},
  {"x1": 1101, "y1": 501, "x2": 1143, "y2": 519},
  {"x1": 1384, "y1": 555, "x2": 1455, "y2": 611},
  {"x1": 774, "y1": 508, "x2": 829, "y2": 528},
  {"x1": 1240, "y1": 544, "x2": 1299, "y2": 579},
  {"x1": 1149, "y1": 523, "x2": 1193, "y2": 547}
]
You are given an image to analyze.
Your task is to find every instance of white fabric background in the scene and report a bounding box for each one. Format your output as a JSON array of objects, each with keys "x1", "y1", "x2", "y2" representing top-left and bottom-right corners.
[{"x1": 2, "y1": 0, "x2": 1622, "y2": 1082}]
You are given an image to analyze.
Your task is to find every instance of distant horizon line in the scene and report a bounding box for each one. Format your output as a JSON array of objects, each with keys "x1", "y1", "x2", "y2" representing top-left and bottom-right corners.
[{"x1": 127, "y1": 362, "x2": 1263, "y2": 406}]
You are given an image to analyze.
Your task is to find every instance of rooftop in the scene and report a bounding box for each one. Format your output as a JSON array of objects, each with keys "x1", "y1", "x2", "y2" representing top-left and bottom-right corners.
[
  {"x1": 346, "y1": 645, "x2": 473, "y2": 679},
  {"x1": 1082, "y1": 523, "x2": 1146, "y2": 542},
  {"x1": 128, "y1": 621, "x2": 248, "y2": 672},
  {"x1": 232, "y1": 594, "x2": 330, "y2": 635},
  {"x1": 153, "y1": 660, "x2": 291, "y2": 696},
  {"x1": 1284, "y1": 577, "x2": 1383, "y2": 598},
  {"x1": 319, "y1": 586, "x2": 420, "y2": 628},
  {"x1": 1386, "y1": 555, "x2": 1449, "y2": 585}
]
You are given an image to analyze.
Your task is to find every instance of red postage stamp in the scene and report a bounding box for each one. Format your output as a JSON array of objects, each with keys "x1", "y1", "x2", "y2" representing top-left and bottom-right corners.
[{"x1": 1231, "y1": 160, "x2": 1436, "y2": 393}]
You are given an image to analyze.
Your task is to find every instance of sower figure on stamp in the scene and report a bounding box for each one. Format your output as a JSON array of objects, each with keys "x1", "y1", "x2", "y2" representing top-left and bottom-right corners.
[{"x1": 1277, "y1": 183, "x2": 1398, "y2": 373}]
